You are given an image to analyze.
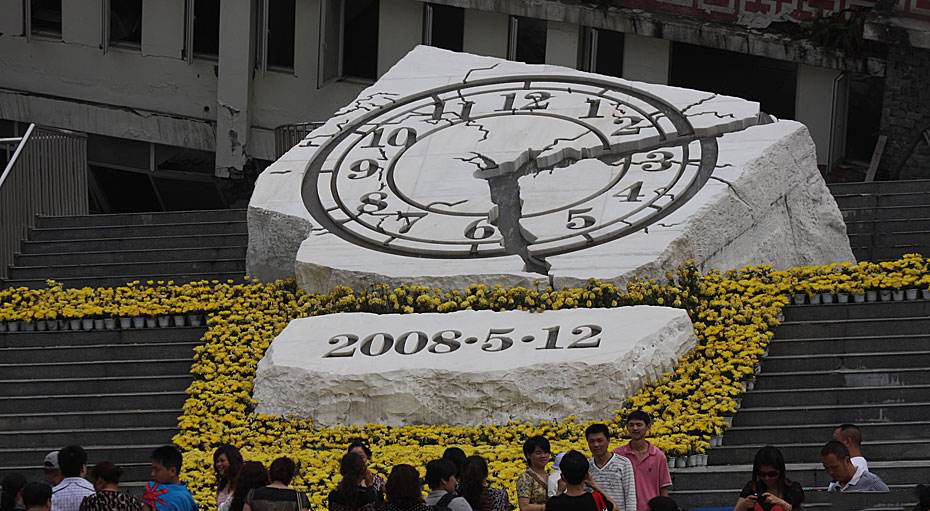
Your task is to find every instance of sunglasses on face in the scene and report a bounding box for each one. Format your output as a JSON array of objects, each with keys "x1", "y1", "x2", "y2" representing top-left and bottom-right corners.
[{"x1": 757, "y1": 471, "x2": 779, "y2": 478}]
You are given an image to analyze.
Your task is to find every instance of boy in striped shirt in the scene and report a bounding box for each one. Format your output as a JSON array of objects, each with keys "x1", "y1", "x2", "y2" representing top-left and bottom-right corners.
[{"x1": 586, "y1": 424, "x2": 637, "y2": 511}]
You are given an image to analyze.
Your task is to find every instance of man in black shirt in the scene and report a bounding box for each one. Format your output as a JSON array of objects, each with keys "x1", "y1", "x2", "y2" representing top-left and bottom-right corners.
[{"x1": 545, "y1": 451, "x2": 613, "y2": 511}]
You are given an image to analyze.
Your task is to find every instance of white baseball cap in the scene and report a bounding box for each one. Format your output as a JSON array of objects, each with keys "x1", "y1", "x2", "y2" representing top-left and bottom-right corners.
[{"x1": 43, "y1": 451, "x2": 60, "y2": 470}]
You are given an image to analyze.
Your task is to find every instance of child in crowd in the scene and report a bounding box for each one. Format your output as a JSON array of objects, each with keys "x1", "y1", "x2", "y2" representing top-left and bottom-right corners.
[{"x1": 144, "y1": 446, "x2": 199, "y2": 511}]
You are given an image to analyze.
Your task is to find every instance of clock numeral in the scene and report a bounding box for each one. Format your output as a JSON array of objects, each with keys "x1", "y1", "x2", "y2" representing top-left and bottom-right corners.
[
  {"x1": 431, "y1": 101, "x2": 474, "y2": 121},
  {"x1": 396, "y1": 211, "x2": 427, "y2": 233},
  {"x1": 611, "y1": 115, "x2": 645, "y2": 136},
  {"x1": 357, "y1": 192, "x2": 389, "y2": 214},
  {"x1": 497, "y1": 92, "x2": 551, "y2": 112},
  {"x1": 349, "y1": 159, "x2": 381, "y2": 179},
  {"x1": 362, "y1": 127, "x2": 418, "y2": 149},
  {"x1": 641, "y1": 151, "x2": 675, "y2": 172},
  {"x1": 613, "y1": 181, "x2": 645, "y2": 202},
  {"x1": 464, "y1": 217, "x2": 496, "y2": 240},
  {"x1": 566, "y1": 208, "x2": 596, "y2": 230},
  {"x1": 581, "y1": 99, "x2": 604, "y2": 119}
]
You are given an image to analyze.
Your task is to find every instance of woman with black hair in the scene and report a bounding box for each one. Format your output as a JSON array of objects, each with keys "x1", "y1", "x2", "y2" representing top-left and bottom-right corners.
[
  {"x1": 247, "y1": 457, "x2": 310, "y2": 511},
  {"x1": 379, "y1": 465, "x2": 430, "y2": 511},
  {"x1": 227, "y1": 462, "x2": 269, "y2": 511},
  {"x1": 1, "y1": 473, "x2": 27, "y2": 511},
  {"x1": 516, "y1": 436, "x2": 551, "y2": 511},
  {"x1": 328, "y1": 453, "x2": 382, "y2": 511},
  {"x1": 214, "y1": 446, "x2": 244, "y2": 510},
  {"x1": 347, "y1": 441, "x2": 386, "y2": 494},
  {"x1": 460, "y1": 456, "x2": 512, "y2": 511},
  {"x1": 79, "y1": 462, "x2": 145, "y2": 511},
  {"x1": 734, "y1": 446, "x2": 804, "y2": 511}
]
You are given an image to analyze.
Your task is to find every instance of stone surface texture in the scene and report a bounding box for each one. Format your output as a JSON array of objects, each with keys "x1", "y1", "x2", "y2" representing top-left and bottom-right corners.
[
  {"x1": 254, "y1": 306, "x2": 697, "y2": 426},
  {"x1": 248, "y1": 46, "x2": 854, "y2": 290}
]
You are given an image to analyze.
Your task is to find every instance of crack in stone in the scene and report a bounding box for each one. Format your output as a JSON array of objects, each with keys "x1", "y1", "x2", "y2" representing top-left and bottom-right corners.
[
  {"x1": 455, "y1": 152, "x2": 498, "y2": 171},
  {"x1": 710, "y1": 175, "x2": 753, "y2": 210},
  {"x1": 462, "y1": 63, "x2": 500, "y2": 84},
  {"x1": 686, "y1": 111, "x2": 737, "y2": 120},
  {"x1": 680, "y1": 93, "x2": 719, "y2": 114}
]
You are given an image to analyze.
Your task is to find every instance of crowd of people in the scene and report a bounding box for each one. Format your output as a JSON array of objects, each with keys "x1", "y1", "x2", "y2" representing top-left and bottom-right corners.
[{"x1": 0, "y1": 414, "x2": 916, "y2": 511}]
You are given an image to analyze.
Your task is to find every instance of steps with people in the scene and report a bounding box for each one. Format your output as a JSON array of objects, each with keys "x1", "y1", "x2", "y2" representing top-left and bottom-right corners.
[
  {"x1": 0, "y1": 326, "x2": 201, "y2": 486},
  {"x1": 670, "y1": 298, "x2": 930, "y2": 508},
  {"x1": 829, "y1": 179, "x2": 930, "y2": 262},
  {"x1": 1, "y1": 209, "x2": 247, "y2": 289}
]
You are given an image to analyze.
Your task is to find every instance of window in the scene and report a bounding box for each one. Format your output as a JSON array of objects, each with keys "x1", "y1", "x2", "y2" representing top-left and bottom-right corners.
[
  {"x1": 110, "y1": 0, "x2": 143, "y2": 47},
  {"x1": 267, "y1": 0, "x2": 296, "y2": 69},
  {"x1": 508, "y1": 16, "x2": 546, "y2": 64},
  {"x1": 423, "y1": 4, "x2": 463, "y2": 52},
  {"x1": 580, "y1": 28, "x2": 624, "y2": 77},
  {"x1": 30, "y1": 0, "x2": 62, "y2": 38},
  {"x1": 318, "y1": 0, "x2": 379, "y2": 83},
  {"x1": 192, "y1": 0, "x2": 220, "y2": 57}
]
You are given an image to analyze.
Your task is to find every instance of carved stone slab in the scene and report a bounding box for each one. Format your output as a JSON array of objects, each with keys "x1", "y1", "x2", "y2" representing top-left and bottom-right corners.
[
  {"x1": 253, "y1": 306, "x2": 697, "y2": 426},
  {"x1": 248, "y1": 46, "x2": 854, "y2": 291}
]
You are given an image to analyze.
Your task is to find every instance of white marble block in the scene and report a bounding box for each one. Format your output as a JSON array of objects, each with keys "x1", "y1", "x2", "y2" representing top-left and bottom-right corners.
[
  {"x1": 248, "y1": 46, "x2": 854, "y2": 291},
  {"x1": 253, "y1": 306, "x2": 697, "y2": 427}
]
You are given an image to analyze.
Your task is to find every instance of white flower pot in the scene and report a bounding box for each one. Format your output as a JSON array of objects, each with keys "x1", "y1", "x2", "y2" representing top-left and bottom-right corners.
[
  {"x1": 792, "y1": 293, "x2": 805, "y2": 305},
  {"x1": 809, "y1": 294, "x2": 821, "y2": 305},
  {"x1": 837, "y1": 293, "x2": 849, "y2": 303},
  {"x1": 906, "y1": 289, "x2": 918, "y2": 300},
  {"x1": 880, "y1": 290, "x2": 892, "y2": 301},
  {"x1": 746, "y1": 381, "x2": 754, "y2": 391},
  {"x1": 145, "y1": 317, "x2": 156, "y2": 328},
  {"x1": 157, "y1": 316, "x2": 170, "y2": 328},
  {"x1": 865, "y1": 290, "x2": 877, "y2": 301},
  {"x1": 93, "y1": 319, "x2": 105, "y2": 330},
  {"x1": 59, "y1": 319, "x2": 70, "y2": 330},
  {"x1": 37, "y1": 320, "x2": 48, "y2": 331},
  {"x1": 82, "y1": 319, "x2": 94, "y2": 331},
  {"x1": 189, "y1": 314, "x2": 203, "y2": 327},
  {"x1": 0, "y1": 322, "x2": 7, "y2": 332},
  {"x1": 821, "y1": 293, "x2": 835, "y2": 304},
  {"x1": 70, "y1": 319, "x2": 81, "y2": 330},
  {"x1": 23, "y1": 322, "x2": 35, "y2": 332},
  {"x1": 853, "y1": 293, "x2": 865, "y2": 303},
  {"x1": 47, "y1": 320, "x2": 59, "y2": 331},
  {"x1": 667, "y1": 456, "x2": 677, "y2": 468},
  {"x1": 133, "y1": 317, "x2": 145, "y2": 329},
  {"x1": 104, "y1": 318, "x2": 116, "y2": 330},
  {"x1": 923, "y1": 289, "x2": 930, "y2": 300},
  {"x1": 675, "y1": 457, "x2": 687, "y2": 468},
  {"x1": 9, "y1": 321, "x2": 20, "y2": 332},
  {"x1": 120, "y1": 318, "x2": 132, "y2": 329},
  {"x1": 174, "y1": 315, "x2": 186, "y2": 327},
  {"x1": 892, "y1": 290, "x2": 905, "y2": 301}
]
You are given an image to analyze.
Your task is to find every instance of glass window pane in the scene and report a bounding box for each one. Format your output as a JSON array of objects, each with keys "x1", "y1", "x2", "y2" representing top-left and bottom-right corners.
[
  {"x1": 594, "y1": 29, "x2": 623, "y2": 78},
  {"x1": 428, "y1": 4, "x2": 463, "y2": 52},
  {"x1": 31, "y1": 0, "x2": 62, "y2": 36},
  {"x1": 193, "y1": 0, "x2": 220, "y2": 56},
  {"x1": 342, "y1": 0, "x2": 379, "y2": 80},
  {"x1": 268, "y1": 0, "x2": 296, "y2": 69},
  {"x1": 110, "y1": 0, "x2": 143, "y2": 46},
  {"x1": 514, "y1": 16, "x2": 546, "y2": 64}
]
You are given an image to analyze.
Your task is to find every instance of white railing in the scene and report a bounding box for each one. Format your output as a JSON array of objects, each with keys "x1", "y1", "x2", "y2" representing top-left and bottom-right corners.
[
  {"x1": 273, "y1": 122, "x2": 325, "y2": 159},
  {"x1": 0, "y1": 125, "x2": 88, "y2": 282}
]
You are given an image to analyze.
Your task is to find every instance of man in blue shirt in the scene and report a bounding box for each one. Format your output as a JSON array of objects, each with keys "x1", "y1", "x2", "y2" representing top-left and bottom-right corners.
[{"x1": 144, "y1": 446, "x2": 199, "y2": 511}]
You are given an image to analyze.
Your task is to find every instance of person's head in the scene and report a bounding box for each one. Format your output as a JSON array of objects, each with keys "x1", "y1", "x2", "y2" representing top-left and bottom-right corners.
[
  {"x1": 150, "y1": 446, "x2": 183, "y2": 484},
  {"x1": 57, "y1": 445, "x2": 87, "y2": 479},
  {"x1": 89, "y1": 462, "x2": 122, "y2": 491},
  {"x1": 626, "y1": 411, "x2": 652, "y2": 441},
  {"x1": 833, "y1": 424, "x2": 863, "y2": 451},
  {"x1": 646, "y1": 496, "x2": 681, "y2": 511},
  {"x1": 460, "y1": 455, "x2": 489, "y2": 510},
  {"x1": 42, "y1": 452, "x2": 62, "y2": 487},
  {"x1": 585, "y1": 424, "x2": 612, "y2": 458},
  {"x1": 424, "y1": 459, "x2": 457, "y2": 492},
  {"x1": 441, "y1": 447, "x2": 467, "y2": 478},
  {"x1": 347, "y1": 440, "x2": 373, "y2": 466},
  {"x1": 821, "y1": 440, "x2": 855, "y2": 485},
  {"x1": 337, "y1": 452, "x2": 367, "y2": 492},
  {"x1": 268, "y1": 457, "x2": 296, "y2": 486},
  {"x1": 521, "y1": 436, "x2": 551, "y2": 469},
  {"x1": 384, "y1": 464, "x2": 423, "y2": 504},
  {"x1": 914, "y1": 484, "x2": 930, "y2": 511},
  {"x1": 21, "y1": 483, "x2": 51, "y2": 511},
  {"x1": 557, "y1": 451, "x2": 589, "y2": 487},
  {"x1": 229, "y1": 462, "x2": 269, "y2": 511},
  {"x1": 1, "y1": 473, "x2": 27, "y2": 511},
  {"x1": 213, "y1": 445, "x2": 244, "y2": 487},
  {"x1": 751, "y1": 446, "x2": 788, "y2": 491}
]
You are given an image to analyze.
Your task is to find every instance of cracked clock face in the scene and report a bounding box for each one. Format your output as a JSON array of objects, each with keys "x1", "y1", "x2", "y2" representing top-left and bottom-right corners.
[{"x1": 301, "y1": 75, "x2": 718, "y2": 275}]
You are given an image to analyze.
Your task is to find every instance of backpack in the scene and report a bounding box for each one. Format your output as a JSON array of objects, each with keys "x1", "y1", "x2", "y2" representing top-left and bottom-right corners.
[
  {"x1": 432, "y1": 492, "x2": 457, "y2": 511},
  {"x1": 591, "y1": 491, "x2": 609, "y2": 511}
]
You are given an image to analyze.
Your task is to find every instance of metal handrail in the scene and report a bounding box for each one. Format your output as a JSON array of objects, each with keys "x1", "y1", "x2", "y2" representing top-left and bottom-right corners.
[
  {"x1": 274, "y1": 121, "x2": 325, "y2": 159},
  {"x1": 0, "y1": 124, "x2": 36, "y2": 189}
]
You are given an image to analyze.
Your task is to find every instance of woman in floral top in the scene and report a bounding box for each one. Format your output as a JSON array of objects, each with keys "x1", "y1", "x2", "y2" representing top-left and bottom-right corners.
[
  {"x1": 516, "y1": 436, "x2": 551, "y2": 511},
  {"x1": 79, "y1": 462, "x2": 144, "y2": 511},
  {"x1": 347, "y1": 441, "x2": 386, "y2": 495}
]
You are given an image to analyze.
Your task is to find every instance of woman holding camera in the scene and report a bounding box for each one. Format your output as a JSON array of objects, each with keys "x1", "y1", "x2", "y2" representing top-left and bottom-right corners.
[{"x1": 734, "y1": 446, "x2": 804, "y2": 511}]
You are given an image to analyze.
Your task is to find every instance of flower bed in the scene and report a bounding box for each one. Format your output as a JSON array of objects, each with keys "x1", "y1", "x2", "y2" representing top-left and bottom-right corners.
[{"x1": 2, "y1": 255, "x2": 929, "y2": 508}]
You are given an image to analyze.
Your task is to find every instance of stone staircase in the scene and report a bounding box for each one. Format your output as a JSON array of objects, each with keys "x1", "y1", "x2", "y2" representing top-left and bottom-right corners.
[
  {"x1": 0, "y1": 326, "x2": 202, "y2": 487},
  {"x1": 829, "y1": 179, "x2": 930, "y2": 262},
  {"x1": 1, "y1": 209, "x2": 247, "y2": 288},
  {"x1": 670, "y1": 299, "x2": 930, "y2": 509}
]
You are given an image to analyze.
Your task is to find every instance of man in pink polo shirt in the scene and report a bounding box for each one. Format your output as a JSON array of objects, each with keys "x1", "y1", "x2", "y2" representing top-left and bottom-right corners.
[{"x1": 614, "y1": 411, "x2": 672, "y2": 511}]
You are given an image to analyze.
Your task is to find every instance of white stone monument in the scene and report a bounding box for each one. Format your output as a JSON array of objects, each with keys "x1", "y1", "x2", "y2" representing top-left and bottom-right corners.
[
  {"x1": 254, "y1": 307, "x2": 697, "y2": 427},
  {"x1": 248, "y1": 46, "x2": 854, "y2": 292}
]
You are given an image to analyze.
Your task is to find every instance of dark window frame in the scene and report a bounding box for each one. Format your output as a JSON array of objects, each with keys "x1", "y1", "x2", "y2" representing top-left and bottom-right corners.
[
  {"x1": 107, "y1": 0, "x2": 143, "y2": 50},
  {"x1": 27, "y1": 0, "x2": 63, "y2": 39}
]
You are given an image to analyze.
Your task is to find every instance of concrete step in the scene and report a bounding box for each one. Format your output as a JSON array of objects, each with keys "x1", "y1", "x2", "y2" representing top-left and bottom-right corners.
[
  {"x1": 722, "y1": 421, "x2": 930, "y2": 445},
  {"x1": 0, "y1": 374, "x2": 192, "y2": 396},
  {"x1": 0, "y1": 358, "x2": 192, "y2": 379},
  {"x1": 14, "y1": 246, "x2": 247, "y2": 266},
  {"x1": 19, "y1": 233, "x2": 248, "y2": 254},
  {"x1": 775, "y1": 317, "x2": 930, "y2": 338},
  {"x1": 849, "y1": 230, "x2": 930, "y2": 247},
  {"x1": 672, "y1": 486, "x2": 915, "y2": 509},
  {"x1": 782, "y1": 301, "x2": 930, "y2": 322},
  {"x1": 844, "y1": 217, "x2": 930, "y2": 234},
  {"x1": 731, "y1": 402, "x2": 930, "y2": 426},
  {"x1": 761, "y1": 351, "x2": 930, "y2": 372},
  {"x1": 767, "y1": 334, "x2": 930, "y2": 356},
  {"x1": 0, "y1": 463, "x2": 152, "y2": 487},
  {"x1": 853, "y1": 245, "x2": 930, "y2": 262},
  {"x1": 0, "y1": 391, "x2": 188, "y2": 414},
  {"x1": 740, "y1": 384, "x2": 930, "y2": 407},
  {"x1": 832, "y1": 191, "x2": 930, "y2": 208},
  {"x1": 0, "y1": 327, "x2": 207, "y2": 348},
  {"x1": 9, "y1": 258, "x2": 245, "y2": 279},
  {"x1": 754, "y1": 367, "x2": 930, "y2": 389},
  {"x1": 2, "y1": 272, "x2": 246, "y2": 289},
  {"x1": 0, "y1": 443, "x2": 165, "y2": 469},
  {"x1": 841, "y1": 204, "x2": 929, "y2": 222},
  {"x1": 0, "y1": 342, "x2": 197, "y2": 364},
  {"x1": 708, "y1": 438, "x2": 930, "y2": 465},
  {"x1": 0, "y1": 426, "x2": 176, "y2": 449},
  {"x1": 0, "y1": 409, "x2": 179, "y2": 430},
  {"x1": 28, "y1": 221, "x2": 247, "y2": 241},
  {"x1": 35, "y1": 209, "x2": 247, "y2": 228},
  {"x1": 828, "y1": 179, "x2": 930, "y2": 195}
]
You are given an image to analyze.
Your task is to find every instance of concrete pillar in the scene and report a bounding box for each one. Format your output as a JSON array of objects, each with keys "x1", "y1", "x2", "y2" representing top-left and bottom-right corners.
[
  {"x1": 62, "y1": 0, "x2": 103, "y2": 47},
  {"x1": 545, "y1": 21, "x2": 578, "y2": 68},
  {"x1": 463, "y1": 9, "x2": 508, "y2": 59},
  {"x1": 622, "y1": 34, "x2": 670, "y2": 84},
  {"x1": 378, "y1": 0, "x2": 423, "y2": 77},
  {"x1": 795, "y1": 64, "x2": 844, "y2": 167},
  {"x1": 0, "y1": 0, "x2": 24, "y2": 36},
  {"x1": 142, "y1": 0, "x2": 185, "y2": 58},
  {"x1": 215, "y1": 0, "x2": 255, "y2": 177}
]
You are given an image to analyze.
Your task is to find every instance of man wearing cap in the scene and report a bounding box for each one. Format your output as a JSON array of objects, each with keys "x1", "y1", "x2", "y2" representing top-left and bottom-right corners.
[
  {"x1": 51, "y1": 446, "x2": 94, "y2": 511},
  {"x1": 43, "y1": 452, "x2": 63, "y2": 487}
]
